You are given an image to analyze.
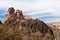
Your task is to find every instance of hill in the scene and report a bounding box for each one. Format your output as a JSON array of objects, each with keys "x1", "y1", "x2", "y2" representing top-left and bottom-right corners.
[{"x1": 0, "y1": 7, "x2": 54, "y2": 40}]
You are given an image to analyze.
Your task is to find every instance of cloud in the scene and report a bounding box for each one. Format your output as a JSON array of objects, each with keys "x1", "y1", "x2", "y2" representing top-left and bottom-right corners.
[
  {"x1": 0, "y1": 0, "x2": 60, "y2": 12},
  {"x1": 0, "y1": 0, "x2": 60, "y2": 22}
]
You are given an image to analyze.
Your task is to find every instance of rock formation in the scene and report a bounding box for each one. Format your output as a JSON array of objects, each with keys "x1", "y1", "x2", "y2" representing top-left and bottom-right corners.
[
  {"x1": 4, "y1": 7, "x2": 54, "y2": 40},
  {"x1": 5, "y1": 7, "x2": 15, "y2": 19},
  {"x1": 15, "y1": 9, "x2": 24, "y2": 19},
  {"x1": 5, "y1": 7, "x2": 35, "y2": 20}
]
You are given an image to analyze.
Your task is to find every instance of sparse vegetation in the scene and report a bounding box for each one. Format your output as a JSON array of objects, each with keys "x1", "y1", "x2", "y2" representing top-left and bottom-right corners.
[
  {"x1": 0, "y1": 24, "x2": 54, "y2": 40},
  {"x1": 0, "y1": 7, "x2": 54, "y2": 40}
]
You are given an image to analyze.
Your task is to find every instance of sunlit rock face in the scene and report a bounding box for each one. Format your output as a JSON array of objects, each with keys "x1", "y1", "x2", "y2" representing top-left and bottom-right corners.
[
  {"x1": 6, "y1": 7, "x2": 15, "y2": 19},
  {"x1": 15, "y1": 9, "x2": 24, "y2": 19}
]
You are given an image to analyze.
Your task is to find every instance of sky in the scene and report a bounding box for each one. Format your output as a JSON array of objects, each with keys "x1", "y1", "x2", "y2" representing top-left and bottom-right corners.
[{"x1": 0, "y1": 0, "x2": 60, "y2": 22}]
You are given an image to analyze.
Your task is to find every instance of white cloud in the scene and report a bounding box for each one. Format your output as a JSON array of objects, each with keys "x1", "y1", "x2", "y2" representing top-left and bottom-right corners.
[
  {"x1": 0, "y1": 0, "x2": 60, "y2": 12},
  {"x1": 0, "y1": 0, "x2": 60, "y2": 22},
  {"x1": 0, "y1": 0, "x2": 60, "y2": 15}
]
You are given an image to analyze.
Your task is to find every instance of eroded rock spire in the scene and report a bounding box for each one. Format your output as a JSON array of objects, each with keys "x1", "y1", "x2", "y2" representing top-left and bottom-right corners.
[
  {"x1": 15, "y1": 9, "x2": 24, "y2": 19},
  {"x1": 6, "y1": 7, "x2": 15, "y2": 19}
]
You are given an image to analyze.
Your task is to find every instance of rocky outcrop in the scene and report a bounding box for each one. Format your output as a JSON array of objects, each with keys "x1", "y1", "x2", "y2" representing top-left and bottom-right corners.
[
  {"x1": 4, "y1": 7, "x2": 54, "y2": 40},
  {"x1": 6, "y1": 7, "x2": 15, "y2": 19},
  {"x1": 5, "y1": 7, "x2": 35, "y2": 20},
  {"x1": 5, "y1": 7, "x2": 24, "y2": 20},
  {"x1": 4, "y1": 18, "x2": 54, "y2": 39}
]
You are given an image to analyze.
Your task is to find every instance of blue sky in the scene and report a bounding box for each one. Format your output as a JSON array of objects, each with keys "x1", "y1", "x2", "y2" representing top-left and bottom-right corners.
[{"x1": 0, "y1": 0, "x2": 60, "y2": 22}]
